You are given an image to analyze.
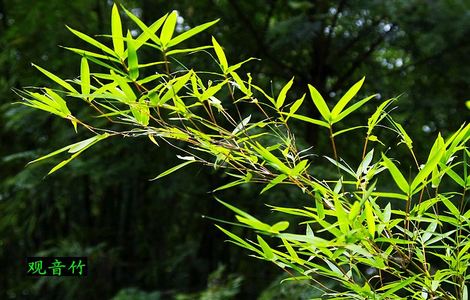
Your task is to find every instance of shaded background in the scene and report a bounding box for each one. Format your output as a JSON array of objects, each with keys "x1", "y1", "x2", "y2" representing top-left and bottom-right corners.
[{"x1": 0, "y1": 0, "x2": 469, "y2": 299}]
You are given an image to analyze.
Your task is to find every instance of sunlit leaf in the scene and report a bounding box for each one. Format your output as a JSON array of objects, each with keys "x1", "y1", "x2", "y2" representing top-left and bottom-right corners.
[
  {"x1": 257, "y1": 235, "x2": 275, "y2": 260},
  {"x1": 32, "y1": 64, "x2": 78, "y2": 94},
  {"x1": 66, "y1": 26, "x2": 117, "y2": 58},
  {"x1": 331, "y1": 76, "x2": 365, "y2": 117},
  {"x1": 160, "y1": 11, "x2": 177, "y2": 48},
  {"x1": 168, "y1": 19, "x2": 219, "y2": 47},
  {"x1": 127, "y1": 31, "x2": 139, "y2": 80},
  {"x1": 80, "y1": 57, "x2": 90, "y2": 98},
  {"x1": 308, "y1": 84, "x2": 330, "y2": 122},
  {"x1": 212, "y1": 36, "x2": 228, "y2": 72},
  {"x1": 276, "y1": 77, "x2": 294, "y2": 109},
  {"x1": 381, "y1": 154, "x2": 409, "y2": 194},
  {"x1": 111, "y1": 3, "x2": 124, "y2": 58},
  {"x1": 150, "y1": 160, "x2": 196, "y2": 180}
]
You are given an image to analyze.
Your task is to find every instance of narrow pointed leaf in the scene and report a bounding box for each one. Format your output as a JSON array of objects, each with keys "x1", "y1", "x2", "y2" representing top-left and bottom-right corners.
[
  {"x1": 66, "y1": 26, "x2": 117, "y2": 58},
  {"x1": 331, "y1": 76, "x2": 365, "y2": 117},
  {"x1": 111, "y1": 4, "x2": 124, "y2": 58},
  {"x1": 80, "y1": 57, "x2": 90, "y2": 97},
  {"x1": 333, "y1": 94, "x2": 376, "y2": 123},
  {"x1": 32, "y1": 64, "x2": 78, "y2": 93},
  {"x1": 308, "y1": 84, "x2": 330, "y2": 122},
  {"x1": 168, "y1": 19, "x2": 219, "y2": 47},
  {"x1": 122, "y1": 6, "x2": 166, "y2": 50},
  {"x1": 127, "y1": 32, "x2": 139, "y2": 80},
  {"x1": 381, "y1": 154, "x2": 409, "y2": 194},
  {"x1": 276, "y1": 77, "x2": 294, "y2": 109},
  {"x1": 364, "y1": 200, "x2": 375, "y2": 237},
  {"x1": 150, "y1": 160, "x2": 196, "y2": 180},
  {"x1": 212, "y1": 37, "x2": 228, "y2": 72},
  {"x1": 257, "y1": 235, "x2": 274, "y2": 260},
  {"x1": 160, "y1": 11, "x2": 177, "y2": 48}
]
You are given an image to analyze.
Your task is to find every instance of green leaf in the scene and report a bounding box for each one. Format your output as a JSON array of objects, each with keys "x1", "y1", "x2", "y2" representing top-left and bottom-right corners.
[
  {"x1": 62, "y1": 47, "x2": 120, "y2": 62},
  {"x1": 157, "y1": 70, "x2": 193, "y2": 105},
  {"x1": 66, "y1": 26, "x2": 117, "y2": 58},
  {"x1": 381, "y1": 154, "x2": 409, "y2": 194},
  {"x1": 270, "y1": 221, "x2": 289, "y2": 232},
  {"x1": 281, "y1": 112, "x2": 329, "y2": 128},
  {"x1": 150, "y1": 160, "x2": 196, "y2": 180},
  {"x1": 80, "y1": 57, "x2": 90, "y2": 98},
  {"x1": 393, "y1": 120, "x2": 413, "y2": 150},
  {"x1": 349, "y1": 201, "x2": 361, "y2": 221},
  {"x1": 29, "y1": 134, "x2": 109, "y2": 175},
  {"x1": 308, "y1": 84, "x2": 330, "y2": 122},
  {"x1": 440, "y1": 195, "x2": 460, "y2": 216},
  {"x1": 331, "y1": 76, "x2": 365, "y2": 117},
  {"x1": 252, "y1": 142, "x2": 291, "y2": 175},
  {"x1": 261, "y1": 174, "x2": 288, "y2": 194},
  {"x1": 168, "y1": 19, "x2": 219, "y2": 47},
  {"x1": 110, "y1": 71, "x2": 136, "y2": 103},
  {"x1": 379, "y1": 276, "x2": 417, "y2": 297},
  {"x1": 333, "y1": 94, "x2": 376, "y2": 123},
  {"x1": 285, "y1": 94, "x2": 305, "y2": 121},
  {"x1": 216, "y1": 225, "x2": 260, "y2": 253},
  {"x1": 281, "y1": 238, "x2": 302, "y2": 264},
  {"x1": 364, "y1": 200, "x2": 375, "y2": 237},
  {"x1": 160, "y1": 11, "x2": 177, "y2": 48},
  {"x1": 122, "y1": 7, "x2": 166, "y2": 50},
  {"x1": 315, "y1": 192, "x2": 325, "y2": 220},
  {"x1": 276, "y1": 77, "x2": 294, "y2": 109},
  {"x1": 212, "y1": 37, "x2": 228, "y2": 72},
  {"x1": 333, "y1": 196, "x2": 349, "y2": 234},
  {"x1": 32, "y1": 64, "x2": 78, "y2": 94},
  {"x1": 226, "y1": 57, "x2": 258, "y2": 73},
  {"x1": 127, "y1": 32, "x2": 139, "y2": 80},
  {"x1": 411, "y1": 134, "x2": 445, "y2": 193},
  {"x1": 257, "y1": 235, "x2": 275, "y2": 260},
  {"x1": 166, "y1": 45, "x2": 213, "y2": 56},
  {"x1": 111, "y1": 3, "x2": 124, "y2": 58}
]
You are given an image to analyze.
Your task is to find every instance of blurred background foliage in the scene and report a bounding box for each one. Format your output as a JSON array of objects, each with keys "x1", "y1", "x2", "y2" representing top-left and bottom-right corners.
[{"x1": 0, "y1": 0, "x2": 468, "y2": 299}]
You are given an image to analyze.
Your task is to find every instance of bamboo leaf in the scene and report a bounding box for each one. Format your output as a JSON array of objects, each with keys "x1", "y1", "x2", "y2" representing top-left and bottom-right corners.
[
  {"x1": 66, "y1": 26, "x2": 117, "y2": 58},
  {"x1": 261, "y1": 174, "x2": 288, "y2": 194},
  {"x1": 308, "y1": 84, "x2": 330, "y2": 122},
  {"x1": 32, "y1": 64, "x2": 78, "y2": 94},
  {"x1": 331, "y1": 76, "x2": 365, "y2": 117},
  {"x1": 381, "y1": 154, "x2": 409, "y2": 194},
  {"x1": 127, "y1": 31, "x2": 139, "y2": 80},
  {"x1": 62, "y1": 47, "x2": 120, "y2": 62},
  {"x1": 257, "y1": 235, "x2": 275, "y2": 260},
  {"x1": 440, "y1": 195, "x2": 460, "y2": 216},
  {"x1": 150, "y1": 160, "x2": 196, "y2": 180},
  {"x1": 333, "y1": 196, "x2": 349, "y2": 234},
  {"x1": 80, "y1": 57, "x2": 90, "y2": 98},
  {"x1": 285, "y1": 94, "x2": 305, "y2": 121},
  {"x1": 333, "y1": 94, "x2": 376, "y2": 123},
  {"x1": 276, "y1": 77, "x2": 294, "y2": 109},
  {"x1": 281, "y1": 112, "x2": 329, "y2": 128},
  {"x1": 157, "y1": 70, "x2": 193, "y2": 105},
  {"x1": 166, "y1": 45, "x2": 213, "y2": 56},
  {"x1": 216, "y1": 225, "x2": 260, "y2": 253},
  {"x1": 270, "y1": 221, "x2": 289, "y2": 232},
  {"x1": 212, "y1": 37, "x2": 228, "y2": 72},
  {"x1": 111, "y1": 3, "x2": 124, "y2": 58},
  {"x1": 160, "y1": 11, "x2": 177, "y2": 48},
  {"x1": 411, "y1": 134, "x2": 445, "y2": 193},
  {"x1": 364, "y1": 200, "x2": 375, "y2": 237},
  {"x1": 168, "y1": 19, "x2": 219, "y2": 47},
  {"x1": 315, "y1": 192, "x2": 325, "y2": 220},
  {"x1": 122, "y1": 6, "x2": 166, "y2": 50}
]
